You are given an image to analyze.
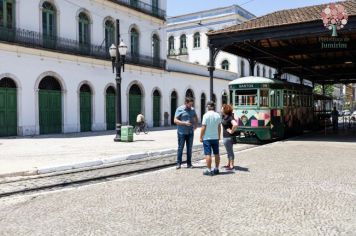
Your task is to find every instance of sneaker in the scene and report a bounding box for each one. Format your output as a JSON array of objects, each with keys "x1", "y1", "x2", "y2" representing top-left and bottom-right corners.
[
  {"x1": 187, "y1": 165, "x2": 194, "y2": 169},
  {"x1": 203, "y1": 169, "x2": 213, "y2": 176},
  {"x1": 176, "y1": 164, "x2": 181, "y2": 169},
  {"x1": 213, "y1": 168, "x2": 220, "y2": 175}
]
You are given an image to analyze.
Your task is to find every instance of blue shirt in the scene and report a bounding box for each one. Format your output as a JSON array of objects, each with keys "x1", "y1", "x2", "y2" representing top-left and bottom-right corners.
[
  {"x1": 174, "y1": 105, "x2": 197, "y2": 135},
  {"x1": 202, "y1": 111, "x2": 221, "y2": 140}
]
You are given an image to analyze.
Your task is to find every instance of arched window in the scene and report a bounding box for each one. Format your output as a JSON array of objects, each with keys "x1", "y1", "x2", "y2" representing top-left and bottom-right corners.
[
  {"x1": 212, "y1": 94, "x2": 217, "y2": 103},
  {"x1": 222, "y1": 91, "x2": 228, "y2": 105},
  {"x1": 152, "y1": 34, "x2": 160, "y2": 61},
  {"x1": 153, "y1": 89, "x2": 161, "y2": 127},
  {"x1": 0, "y1": 0, "x2": 15, "y2": 28},
  {"x1": 221, "y1": 60, "x2": 229, "y2": 71},
  {"x1": 168, "y1": 36, "x2": 174, "y2": 50},
  {"x1": 130, "y1": 27, "x2": 139, "y2": 57},
  {"x1": 0, "y1": 77, "x2": 16, "y2": 88},
  {"x1": 105, "y1": 20, "x2": 115, "y2": 50},
  {"x1": 185, "y1": 89, "x2": 194, "y2": 100},
  {"x1": 39, "y1": 76, "x2": 61, "y2": 90},
  {"x1": 200, "y1": 93, "x2": 206, "y2": 120},
  {"x1": 78, "y1": 12, "x2": 90, "y2": 45},
  {"x1": 180, "y1": 34, "x2": 187, "y2": 48},
  {"x1": 256, "y1": 65, "x2": 260, "y2": 77},
  {"x1": 262, "y1": 67, "x2": 266, "y2": 77},
  {"x1": 42, "y1": 2, "x2": 56, "y2": 38},
  {"x1": 193, "y1": 32, "x2": 200, "y2": 48},
  {"x1": 170, "y1": 91, "x2": 177, "y2": 125},
  {"x1": 269, "y1": 68, "x2": 272, "y2": 78},
  {"x1": 241, "y1": 60, "x2": 245, "y2": 77},
  {"x1": 180, "y1": 34, "x2": 187, "y2": 55}
]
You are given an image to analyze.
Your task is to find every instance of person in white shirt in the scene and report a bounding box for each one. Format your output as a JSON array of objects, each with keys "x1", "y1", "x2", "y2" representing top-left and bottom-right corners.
[
  {"x1": 200, "y1": 101, "x2": 221, "y2": 176},
  {"x1": 136, "y1": 112, "x2": 145, "y2": 130}
]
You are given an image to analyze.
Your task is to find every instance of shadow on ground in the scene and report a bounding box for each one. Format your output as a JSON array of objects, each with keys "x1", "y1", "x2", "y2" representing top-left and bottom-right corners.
[{"x1": 290, "y1": 126, "x2": 356, "y2": 143}]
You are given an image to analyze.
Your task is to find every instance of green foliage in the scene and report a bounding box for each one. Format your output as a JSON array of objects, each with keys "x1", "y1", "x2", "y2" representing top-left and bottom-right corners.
[{"x1": 313, "y1": 85, "x2": 334, "y2": 97}]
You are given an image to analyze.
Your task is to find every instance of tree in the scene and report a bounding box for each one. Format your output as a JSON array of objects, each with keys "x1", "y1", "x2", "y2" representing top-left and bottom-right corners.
[{"x1": 314, "y1": 84, "x2": 334, "y2": 97}]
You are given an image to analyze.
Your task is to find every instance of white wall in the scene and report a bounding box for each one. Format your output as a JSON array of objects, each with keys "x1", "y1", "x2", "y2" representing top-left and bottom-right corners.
[
  {"x1": 17, "y1": 0, "x2": 166, "y2": 60},
  {"x1": 167, "y1": 18, "x2": 239, "y2": 74},
  {"x1": 0, "y1": 46, "x2": 231, "y2": 136},
  {"x1": 166, "y1": 59, "x2": 238, "y2": 81}
]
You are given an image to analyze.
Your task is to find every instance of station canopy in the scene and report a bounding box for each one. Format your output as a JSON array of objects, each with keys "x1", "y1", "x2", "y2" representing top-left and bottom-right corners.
[{"x1": 208, "y1": 0, "x2": 356, "y2": 84}]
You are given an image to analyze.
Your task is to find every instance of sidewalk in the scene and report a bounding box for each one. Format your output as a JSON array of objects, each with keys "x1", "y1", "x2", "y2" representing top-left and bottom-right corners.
[
  {"x1": 0, "y1": 128, "x2": 207, "y2": 177},
  {"x1": 1, "y1": 127, "x2": 355, "y2": 235}
]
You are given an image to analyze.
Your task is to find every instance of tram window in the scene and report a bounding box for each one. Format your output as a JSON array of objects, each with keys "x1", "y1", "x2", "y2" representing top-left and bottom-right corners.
[
  {"x1": 276, "y1": 91, "x2": 281, "y2": 107},
  {"x1": 230, "y1": 90, "x2": 234, "y2": 105},
  {"x1": 283, "y1": 91, "x2": 288, "y2": 106},
  {"x1": 260, "y1": 90, "x2": 269, "y2": 107},
  {"x1": 269, "y1": 90, "x2": 275, "y2": 107},
  {"x1": 235, "y1": 89, "x2": 257, "y2": 106},
  {"x1": 288, "y1": 91, "x2": 292, "y2": 106}
]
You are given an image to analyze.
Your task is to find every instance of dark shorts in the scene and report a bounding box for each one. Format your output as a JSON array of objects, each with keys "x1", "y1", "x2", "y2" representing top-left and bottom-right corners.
[{"x1": 203, "y1": 139, "x2": 219, "y2": 156}]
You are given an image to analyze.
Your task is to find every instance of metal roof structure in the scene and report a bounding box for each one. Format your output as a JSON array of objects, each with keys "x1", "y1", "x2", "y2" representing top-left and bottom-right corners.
[{"x1": 207, "y1": 0, "x2": 356, "y2": 85}]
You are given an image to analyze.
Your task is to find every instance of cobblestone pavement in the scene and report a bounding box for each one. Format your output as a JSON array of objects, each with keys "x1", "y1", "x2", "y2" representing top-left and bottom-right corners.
[
  {"x1": 0, "y1": 131, "x2": 355, "y2": 235},
  {"x1": 0, "y1": 128, "x2": 200, "y2": 175}
]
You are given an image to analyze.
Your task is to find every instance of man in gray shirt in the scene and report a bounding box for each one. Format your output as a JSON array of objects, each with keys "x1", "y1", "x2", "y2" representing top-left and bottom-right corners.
[{"x1": 174, "y1": 97, "x2": 198, "y2": 169}]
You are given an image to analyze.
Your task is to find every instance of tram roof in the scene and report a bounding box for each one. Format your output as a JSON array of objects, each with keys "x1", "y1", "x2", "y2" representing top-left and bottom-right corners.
[
  {"x1": 229, "y1": 76, "x2": 285, "y2": 85},
  {"x1": 208, "y1": 1, "x2": 356, "y2": 85}
]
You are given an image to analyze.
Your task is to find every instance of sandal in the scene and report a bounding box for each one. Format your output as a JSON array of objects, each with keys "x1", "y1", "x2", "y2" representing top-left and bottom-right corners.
[{"x1": 223, "y1": 165, "x2": 230, "y2": 169}]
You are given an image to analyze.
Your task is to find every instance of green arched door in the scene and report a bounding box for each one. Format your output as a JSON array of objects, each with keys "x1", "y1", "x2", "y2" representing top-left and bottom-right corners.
[
  {"x1": 129, "y1": 84, "x2": 142, "y2": 125},
  {"x1": 39, "y1": 76, "x2": 62, "y2": 134},
  {"x1": 80, "y1": 84, "x2": 92, "y2": 132},
  {"x1": 170, "y1": 91, "x2": 177, "y2": 125},
  {"x1": 0, "y1": 78, "x2": 17, "y2": 137},
  {"x1": 106, "y1": 86, "x2": 116, "y2": 130},
  {"x1": 153, "y1": 90, "x2": 161, "y2": 127},
  {"x1": 200, "y1": 93, "x2": 206, "y2": 122}
]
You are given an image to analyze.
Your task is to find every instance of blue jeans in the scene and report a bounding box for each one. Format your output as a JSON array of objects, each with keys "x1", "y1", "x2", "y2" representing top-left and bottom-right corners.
[
  {"x1": 203, "y1": 139, "x2": 219, "y2": 156},
  {"x1": 177, "y1": 133, "x2": 194, "y2": 166}
]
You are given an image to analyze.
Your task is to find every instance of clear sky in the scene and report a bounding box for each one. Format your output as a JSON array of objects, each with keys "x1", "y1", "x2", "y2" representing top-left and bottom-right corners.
[{"x1": 167, "y1": 0, "x2": 337, "y2": 17}]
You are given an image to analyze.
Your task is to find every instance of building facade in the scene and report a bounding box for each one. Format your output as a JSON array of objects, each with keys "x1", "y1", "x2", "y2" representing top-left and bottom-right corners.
[
  {"x1": 0, "y1": 0, "x2": 234, "y2": 137},
  {"x1": 166, "y1": 5, "x2": 289, "y2": 81}
]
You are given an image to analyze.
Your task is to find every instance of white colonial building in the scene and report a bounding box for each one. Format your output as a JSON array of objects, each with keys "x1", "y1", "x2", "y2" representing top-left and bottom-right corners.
[{"x1": 0, "y1": 0, "x2": 234, "y2": 137}]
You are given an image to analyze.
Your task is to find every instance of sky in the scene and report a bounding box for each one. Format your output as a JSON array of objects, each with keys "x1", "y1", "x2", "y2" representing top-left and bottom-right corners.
[{"x1": 167, "y1": 0, "x2": 337, "y2": 17}]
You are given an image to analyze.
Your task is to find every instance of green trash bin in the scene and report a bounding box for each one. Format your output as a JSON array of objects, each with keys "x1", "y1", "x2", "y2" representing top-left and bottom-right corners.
[{"x1": 121, "y1": 125, "x2": 134, "y2": 142}]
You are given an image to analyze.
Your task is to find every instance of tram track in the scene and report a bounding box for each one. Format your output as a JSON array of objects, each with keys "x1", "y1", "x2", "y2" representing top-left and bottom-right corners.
[{"x1": 0, "y1": 144, "x2": 257, "y2": 199}]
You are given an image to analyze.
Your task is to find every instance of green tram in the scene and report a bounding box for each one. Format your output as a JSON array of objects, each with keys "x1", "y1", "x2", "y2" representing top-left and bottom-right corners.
[{"x1": 229, "y1": 76, "x2": 314, "y2": 143}]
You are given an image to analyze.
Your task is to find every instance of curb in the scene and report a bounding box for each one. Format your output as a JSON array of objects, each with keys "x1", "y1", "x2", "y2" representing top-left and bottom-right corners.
[{"x1": 0, "y1": 144, "x2": 206, "y2": 178}]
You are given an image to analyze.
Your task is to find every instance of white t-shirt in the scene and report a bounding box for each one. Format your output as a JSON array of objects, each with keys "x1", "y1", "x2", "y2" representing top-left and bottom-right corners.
[{"x1": 202, "y1": 111, "x2": 221, "y2": 140}]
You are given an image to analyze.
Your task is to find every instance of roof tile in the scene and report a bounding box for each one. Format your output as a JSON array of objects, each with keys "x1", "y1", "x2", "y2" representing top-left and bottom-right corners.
[{"x1": 209, "y1": 0, "x2": 356, "y2": 35}]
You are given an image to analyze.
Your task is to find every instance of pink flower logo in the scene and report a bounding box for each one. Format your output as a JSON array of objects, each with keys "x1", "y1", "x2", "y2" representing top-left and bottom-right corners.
[{"x1": 321, "y1": 3, "x2": 348, "y2": 36}]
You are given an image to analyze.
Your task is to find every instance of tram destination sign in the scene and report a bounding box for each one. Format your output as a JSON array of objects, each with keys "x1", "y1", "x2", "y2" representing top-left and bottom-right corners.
[{"x1": 230, "y1": 84, "x2": 269, "y2": 89}]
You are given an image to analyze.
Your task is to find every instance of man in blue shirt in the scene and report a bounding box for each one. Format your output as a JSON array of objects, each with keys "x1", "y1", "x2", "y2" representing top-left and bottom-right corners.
[{"x1": 174, "y1": 97, "x2": 198, "y2": 169}]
